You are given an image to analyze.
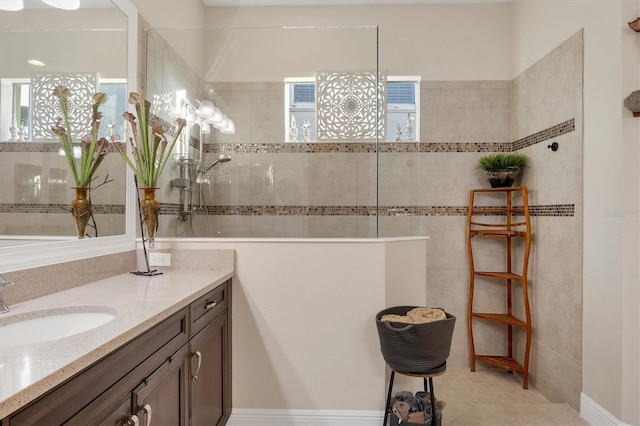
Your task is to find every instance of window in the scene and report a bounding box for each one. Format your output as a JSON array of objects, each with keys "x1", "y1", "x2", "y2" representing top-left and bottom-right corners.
[
  {"x1": 285, "y1": 75, "x2": 420, "y2": 142},
  {"x1": 0, "y1": 78, "x2": 30, "y2": 141},
  {"x1": 386, "y1": 77, "x2": 420, "y2": 142},
  {"x1": 0, "y1": 78, "x2": 127, "y2": 142},
  {"x1": 285, "y1": 77, "x2": 316, "y2": 142}
]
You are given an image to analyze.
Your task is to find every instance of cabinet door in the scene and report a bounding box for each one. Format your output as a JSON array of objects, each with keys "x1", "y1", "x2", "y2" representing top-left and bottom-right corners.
[
  {"x1": 133, "y1": 345, "x2": 190, "y2": 426},
  {"x1": 190, "y1": 312, "x2": 229, "y2": 426}
]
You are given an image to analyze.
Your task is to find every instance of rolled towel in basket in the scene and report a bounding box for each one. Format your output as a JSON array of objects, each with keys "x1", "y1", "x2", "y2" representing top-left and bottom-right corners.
[{"x1": 381, "y1": 307, "x2": 446, "y2": 324}]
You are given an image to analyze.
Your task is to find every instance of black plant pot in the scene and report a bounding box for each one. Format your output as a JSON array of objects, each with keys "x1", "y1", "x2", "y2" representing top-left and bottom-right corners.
[{"x1": 486, "y1": 170, "x2": 520, "y2": 188}]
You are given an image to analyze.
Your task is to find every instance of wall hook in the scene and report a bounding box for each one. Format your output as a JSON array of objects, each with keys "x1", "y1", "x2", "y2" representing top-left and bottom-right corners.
[{"x1": 548, "y1": 142, "x2": 559, "y2": 151}]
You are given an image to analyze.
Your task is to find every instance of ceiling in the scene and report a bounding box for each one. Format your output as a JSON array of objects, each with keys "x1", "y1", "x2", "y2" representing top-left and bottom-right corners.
[{"x1": 202, "y1": 0, "x2": 510, "y2": 6}]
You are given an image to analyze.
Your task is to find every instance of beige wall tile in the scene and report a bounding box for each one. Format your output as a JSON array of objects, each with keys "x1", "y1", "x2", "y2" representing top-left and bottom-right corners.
[
  {"x1": 529, "y1": 277, "x2": 581, "y2": 363},
  {"x1": 378, "y1": 153, "x2": 419, "y2": 206},
  {"x1": 416, "y1": 153, "x2": 468, "y2": 206},
  {"x1": 527, "y1": 340, "x2": 582, "y2": 410},
  {"x1": 304, "y1": 153, "x2": 358, "y2": 206},
  {"x1": 425, "y1": 268, "x2": 470, "y2": 368},
  {"x1": 416, "y1": 216, "x2": 467, "y2": 270}
]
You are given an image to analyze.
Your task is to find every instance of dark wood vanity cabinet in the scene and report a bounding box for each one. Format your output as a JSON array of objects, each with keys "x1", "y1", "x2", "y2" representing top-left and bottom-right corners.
[
  {"x1": 190, "y1": 312, "x2": 229, "y2": 426},
  {"x1": 2, "y1": 279, "x2": 231, "y2": 426}
]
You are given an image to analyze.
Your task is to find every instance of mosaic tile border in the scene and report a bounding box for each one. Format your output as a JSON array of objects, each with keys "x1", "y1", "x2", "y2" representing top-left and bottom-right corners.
[
  {"x1": 159, "y1": 203, "x2": 574, "y2": 217},
  {"x1": 511, "y1": 119, "x2": 575, "y2": 151},
  {"x1": 0, "y1": 143, "x2": 130, "y2": 153},
  {"x1": 2, "y1": 118, "x2": 574, "y2": 154},
  {"x1": 0, "y1": 204, "x2": 125, "y2": 214},
  {"x1": 0, "y1": 203, "x2": 572, "y2": 217},
  {"x1": 205, "y1": 119, "x2": 573, "y2": 154}
]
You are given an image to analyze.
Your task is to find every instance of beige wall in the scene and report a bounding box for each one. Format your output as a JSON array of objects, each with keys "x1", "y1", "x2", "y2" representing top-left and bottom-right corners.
[
  {"x1": 204, "y1": 3, "x2": 512, "y2": 82},
  {"x1": 148, "y1": 239, "x2": 427, "y2": 411},
  {"x1": 512, "y1": 0, "x2": 639, "y2": 423},
  {"x1": 0, "y1": 8, "x2": 127, "y2": 78}
]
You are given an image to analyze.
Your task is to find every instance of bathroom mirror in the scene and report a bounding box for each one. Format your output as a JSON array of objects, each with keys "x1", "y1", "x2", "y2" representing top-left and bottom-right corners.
[{"x1": 0, "y1": 0, "x2": 137, "y2": 272}]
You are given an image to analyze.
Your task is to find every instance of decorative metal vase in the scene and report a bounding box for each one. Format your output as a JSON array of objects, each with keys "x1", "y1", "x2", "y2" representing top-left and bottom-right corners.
[
  {"x1": 487, "y1": 170, "x2": 520, "y2": 188},
  {"x1": 71, "y1": 187, "x2": 92, "y2": 239},
  {"x1": 140, "y1": 187, "x2": 159, "y2": 246}
]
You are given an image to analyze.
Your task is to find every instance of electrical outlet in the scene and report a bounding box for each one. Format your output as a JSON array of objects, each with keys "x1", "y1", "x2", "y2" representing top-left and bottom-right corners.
[{"x1": 148, "y1": 252, "x2": 171, "y2": 267}]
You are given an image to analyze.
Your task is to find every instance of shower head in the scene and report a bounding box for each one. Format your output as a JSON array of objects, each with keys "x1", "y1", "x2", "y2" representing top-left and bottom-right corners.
[{"x1": 200, "y1": 153, "x2": 232, "y2": 174}]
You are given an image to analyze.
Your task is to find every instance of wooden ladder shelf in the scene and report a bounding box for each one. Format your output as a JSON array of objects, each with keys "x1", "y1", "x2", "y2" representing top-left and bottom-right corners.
[{"x1": 466, "y1": 186, "x2": 532, "y2": 389}]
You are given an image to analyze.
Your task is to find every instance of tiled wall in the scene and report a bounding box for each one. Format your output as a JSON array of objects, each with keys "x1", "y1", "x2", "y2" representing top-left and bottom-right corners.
[
  {"x1": 513, "y1": 31, "x2": 584, "y2": 409},
  {"x1": 151, "y1": 82, "x2": 573, "y2": 236},
  {"x1": 0, "y1": 144, "x2": 126, "y2": 238}
]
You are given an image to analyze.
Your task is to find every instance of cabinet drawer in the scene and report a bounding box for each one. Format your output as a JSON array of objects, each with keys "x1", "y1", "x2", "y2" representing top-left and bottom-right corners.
[{"x1": 191, "y1": 280, "x2": 228, "y2": 336}]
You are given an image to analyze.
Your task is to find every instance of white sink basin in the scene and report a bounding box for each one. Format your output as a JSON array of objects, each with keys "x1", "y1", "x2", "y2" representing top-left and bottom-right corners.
[{"x1": 0, "y1": 308, "x2": 116, "y2": 349}]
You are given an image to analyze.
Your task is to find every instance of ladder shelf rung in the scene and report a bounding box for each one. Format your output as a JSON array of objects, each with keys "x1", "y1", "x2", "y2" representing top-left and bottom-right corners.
[
  {"x1": 469, "y1": 221, "x2": 528, "y2": 228},
  {"x1": 473, "y1": 271, "x2": 524, "y2": 280},
  {"x1": 471, "y1": 312, "x2": 528, "y2": 328},
  {"x1": 469, "y1": 229, "x2": 527, "y2": 238},
  {"x1": 474, "y1": 355, "x2": 525, "y2": 372}
]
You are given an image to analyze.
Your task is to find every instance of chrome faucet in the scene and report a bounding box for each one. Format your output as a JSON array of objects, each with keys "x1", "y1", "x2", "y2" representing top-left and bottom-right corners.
[{"x1": 0, "y1": 274, "x2": 16, "y2": 314}]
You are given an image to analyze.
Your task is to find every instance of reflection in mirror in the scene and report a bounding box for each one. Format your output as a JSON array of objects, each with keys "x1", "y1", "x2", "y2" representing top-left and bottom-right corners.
[
  {"x1": 0, "y1": 0, "x2": 128, "y2": 240},
  {"x1": 0, "y1": 0, "x2": 137, "y2": 272}
]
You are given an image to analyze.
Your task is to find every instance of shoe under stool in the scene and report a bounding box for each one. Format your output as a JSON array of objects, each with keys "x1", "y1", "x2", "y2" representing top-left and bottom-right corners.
[{"x1": 383, "y1": 363, "x2": 446, "y2": 426}]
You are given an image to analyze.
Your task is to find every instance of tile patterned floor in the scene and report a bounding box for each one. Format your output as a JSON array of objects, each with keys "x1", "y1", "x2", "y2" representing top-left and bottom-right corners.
[{"x1": 428, "y1": 368, "x2": 588, "y2": 425}]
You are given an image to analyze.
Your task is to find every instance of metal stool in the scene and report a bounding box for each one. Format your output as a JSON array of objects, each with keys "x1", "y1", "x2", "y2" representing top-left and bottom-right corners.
[{"x1": 383, "y1": 364, "x2": 446, "y2": 426}]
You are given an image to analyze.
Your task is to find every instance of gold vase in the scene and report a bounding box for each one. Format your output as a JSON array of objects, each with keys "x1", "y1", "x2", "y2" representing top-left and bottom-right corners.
[
  {"x1": 71, "y1": 187, "x2": 92, "y2": 239},
  {"x1": 140, "y1": 187, "x2": 160, "y2": 246}
]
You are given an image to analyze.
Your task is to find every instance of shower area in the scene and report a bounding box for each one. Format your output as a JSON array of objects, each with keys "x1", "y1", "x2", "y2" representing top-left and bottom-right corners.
[
  {"x1": 143, "y1": 12, "x2": 585, "y2": 411},
  {"x1": 146, "y1": 25, "x2": 442, "y2": 239}
]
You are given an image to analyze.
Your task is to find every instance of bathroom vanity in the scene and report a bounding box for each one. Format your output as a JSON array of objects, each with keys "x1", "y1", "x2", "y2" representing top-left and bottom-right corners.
[{"x1": 0, "y1": 269, "x2": 232, "y2": 426}]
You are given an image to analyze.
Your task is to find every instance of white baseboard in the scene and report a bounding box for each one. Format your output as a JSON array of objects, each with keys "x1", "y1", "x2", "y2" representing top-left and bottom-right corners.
[
  {"x1": 227, "y1": 409, "x2": 384, "y2": 426},
  {"x1": 580, "y1": 393, "x2": 631, "y2": 425}
]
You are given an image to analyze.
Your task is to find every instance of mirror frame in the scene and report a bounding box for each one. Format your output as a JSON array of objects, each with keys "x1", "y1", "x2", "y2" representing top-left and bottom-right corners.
[{"x1": 0, "y1": 0, "x2": 138, "y2": 273}]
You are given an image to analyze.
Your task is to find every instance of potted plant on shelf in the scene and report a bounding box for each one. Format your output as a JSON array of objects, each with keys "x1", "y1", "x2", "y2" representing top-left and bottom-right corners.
[
  {"x1": 477, "y1": 152, "x2": 528, "y2": 188},
  {"x1": 51, "y1": 86, "x2": 110, "y2": 239},
  {"x1": 114, "y1": 92, "x2": 187, "y2": 248}
]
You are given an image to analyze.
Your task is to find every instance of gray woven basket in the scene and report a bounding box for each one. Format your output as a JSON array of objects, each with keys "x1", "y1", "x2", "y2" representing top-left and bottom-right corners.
[{"x1": 376, "y1": 306, "x2": 456, "y2": 374}]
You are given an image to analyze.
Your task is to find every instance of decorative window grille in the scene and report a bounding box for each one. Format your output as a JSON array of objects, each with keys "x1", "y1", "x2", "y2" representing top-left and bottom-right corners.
[
  {"x1": 31, "y1": 73, "x2": 98, "y2": 141},
  {"x1": 285, "y1": 75, "x2": 420, "y2": 142},
  {"x1": 0, "y1": 76, "x2": 127, "y2": 142}
]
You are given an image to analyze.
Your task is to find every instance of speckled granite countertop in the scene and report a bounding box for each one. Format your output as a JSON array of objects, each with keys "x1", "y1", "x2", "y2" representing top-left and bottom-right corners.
[{"x1": 0, "y1": 268, "x2": 233, "y2": 419}]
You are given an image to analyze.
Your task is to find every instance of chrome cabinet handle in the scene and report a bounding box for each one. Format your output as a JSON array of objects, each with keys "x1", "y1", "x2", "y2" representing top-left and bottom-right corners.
[
  {"x1": 125, "y1": 414, "x2": 139, "y2": 426},
  {"x1": 204, "y1": 301, "x2": 217, "y2": 309},
  {"x1": 192, "y1": 350, "x2": 202, "y2": 381},
  {"x1": 140, "y1": 404, "x2": 152, "y2": 426}
]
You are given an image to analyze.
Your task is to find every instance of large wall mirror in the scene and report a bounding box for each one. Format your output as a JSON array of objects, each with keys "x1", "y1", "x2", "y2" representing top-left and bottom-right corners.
[{"x1": 0, "y1": 0, "x2": 137, "y2": 272}]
